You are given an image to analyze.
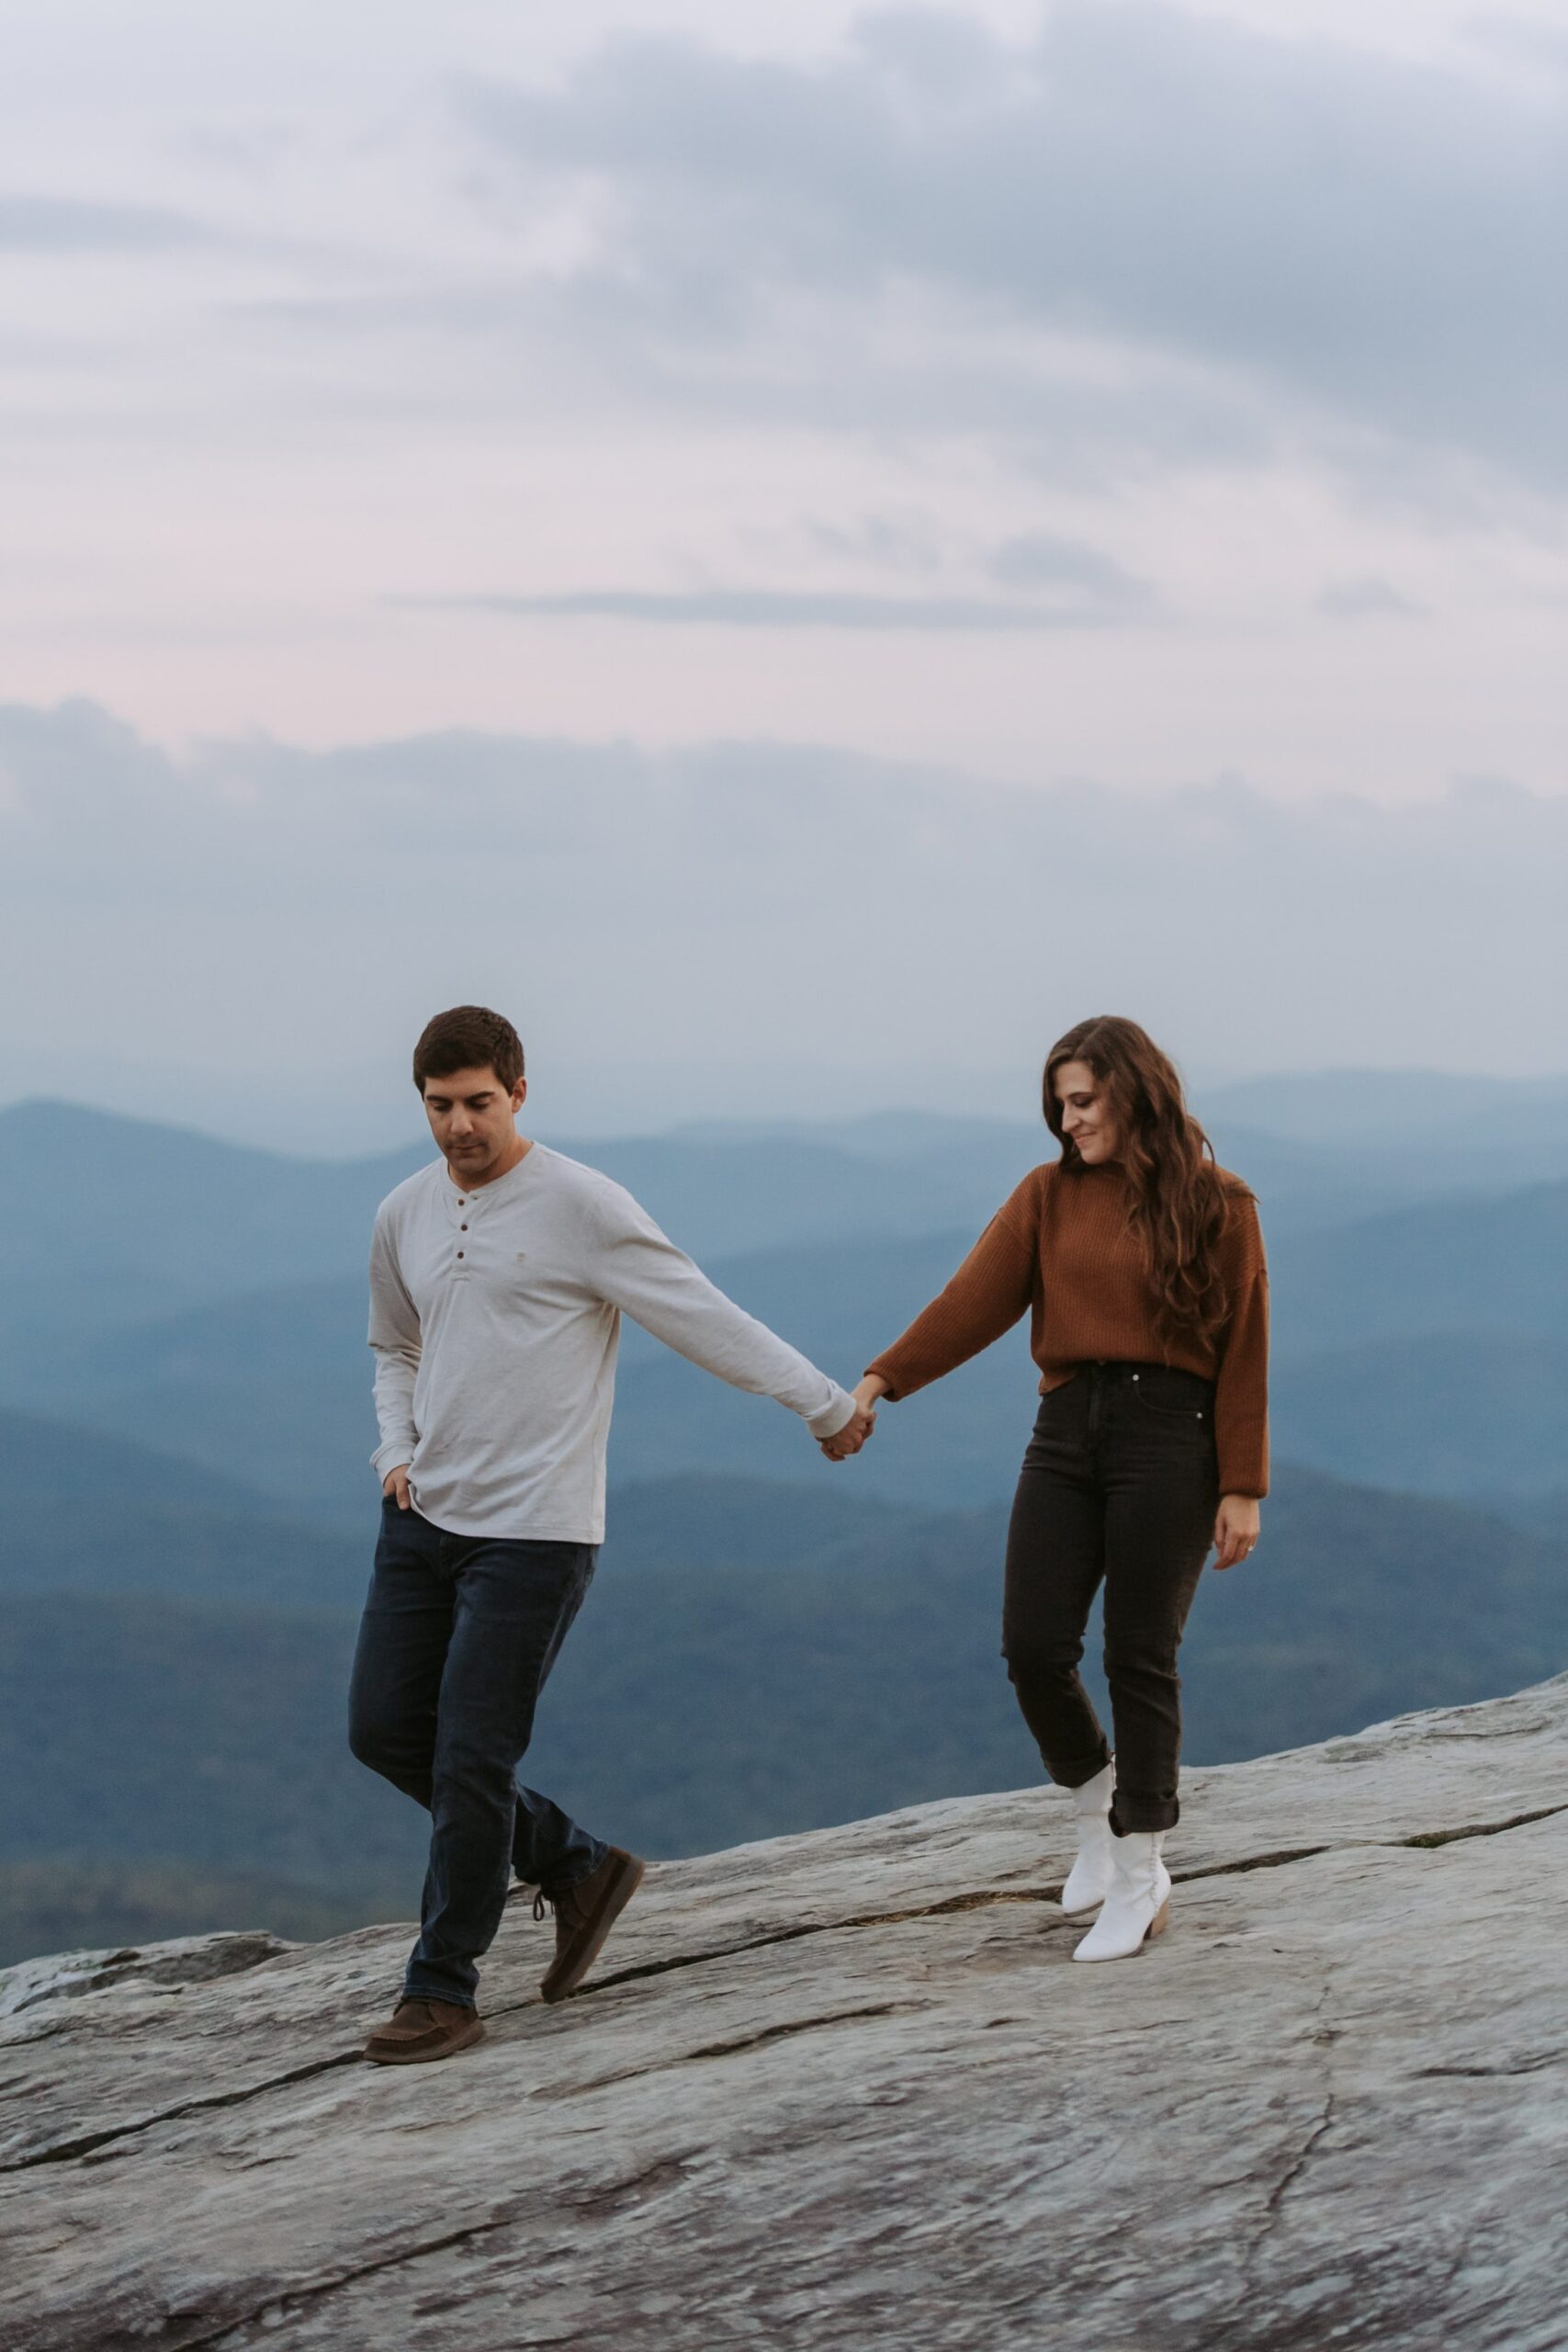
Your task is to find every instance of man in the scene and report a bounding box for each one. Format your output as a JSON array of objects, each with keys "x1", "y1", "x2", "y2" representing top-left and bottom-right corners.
[{"x1": 349, "y1": 1005, "x2": 874, "y2": 2064}]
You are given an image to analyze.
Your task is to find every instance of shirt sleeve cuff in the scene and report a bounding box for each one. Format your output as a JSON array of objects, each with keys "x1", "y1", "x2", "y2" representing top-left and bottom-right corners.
[
  {"x1": 371, "y1": 1439, "x2": 416, "y2": 1478},
  {"x1": 806, "y1": 1386, "x2": 858, "y2": 1440}
]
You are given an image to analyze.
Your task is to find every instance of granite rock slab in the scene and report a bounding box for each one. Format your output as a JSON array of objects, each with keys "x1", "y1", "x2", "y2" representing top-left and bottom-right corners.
[{"x1": 3, "y1": 1675, "x2": 1565, "y2": 2350}]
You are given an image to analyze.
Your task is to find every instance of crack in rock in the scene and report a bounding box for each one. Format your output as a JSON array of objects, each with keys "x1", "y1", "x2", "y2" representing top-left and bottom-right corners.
[
  {"x1": 1414, "y1": 2055, "x2": 1566, "y2": 2079},
  {"x1": 1397, "y1": 1804, "x2": 1564, "y2": 1849},
  {"x1": 6, "y1": 1800, "x2": 1562, "y2": 2181},
  {"x1": 532, "y1": 2000, "x2": 925, "y2": 2100},
  {"x1": 570, "y1": 1804, "x2": 1567, "y2": 2007},
  {"x1": 1235, "y1": 1973, "x2": 1338, "y2": 2303},
  {"x1": 3, "y1": 2051, "x2": 362, "y2": 2175},
  {"x1": 1262, "y1": 2092, "x2": 1337, "y2": 2219},
  {"x1": 163, "y1": 2157, "x2": 705, "y2": 2350},
  {"x1": 147, "y1": 2202, "x2": 530, "y2": 2352}
]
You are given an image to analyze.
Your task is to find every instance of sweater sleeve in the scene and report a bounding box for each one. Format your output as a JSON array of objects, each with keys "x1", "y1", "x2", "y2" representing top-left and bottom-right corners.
[
  {"x1": 587, "y1": 1185, "x2": 857, "y2": 1441},
  {"x1": 367, "y1": 1211, "x2": 422, "y2": 1479},
  {"x1": 865, "y1": 1177, "x2": 1040, "y2": 1402},
  {"x1": 1213, "y1": 1191, "x2": 1269, "y2": 1498}
]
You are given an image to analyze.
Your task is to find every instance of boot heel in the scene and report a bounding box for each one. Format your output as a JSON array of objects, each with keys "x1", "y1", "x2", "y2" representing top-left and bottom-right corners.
[{"x1": 1070, "y1": 1832, "x2": 1170, "y2": 1963}]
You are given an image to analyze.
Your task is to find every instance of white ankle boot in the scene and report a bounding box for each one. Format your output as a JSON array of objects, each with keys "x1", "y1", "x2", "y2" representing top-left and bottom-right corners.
[
  {"x1": 1071, "y1": 1829, "x2": 1171, "y2": 1962},
  {"x1": 1058, "y1": 1762, "x2": 1115, "y2": 1916}
]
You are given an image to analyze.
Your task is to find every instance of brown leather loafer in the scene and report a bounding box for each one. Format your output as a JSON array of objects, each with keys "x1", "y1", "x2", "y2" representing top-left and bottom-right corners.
[
  {"x1": 363, "y1": 1997, "x2": 486, "y2": 2065},
  {"x1": 536, "y1": 1847, "x2": 646, "y2": 2004}
]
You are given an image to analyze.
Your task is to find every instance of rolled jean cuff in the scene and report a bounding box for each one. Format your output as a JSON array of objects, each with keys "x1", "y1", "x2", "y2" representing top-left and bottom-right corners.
[
  {"x1": 1036, "y1": 1733, "x2": 1112, "y2": 1791},
  {"x1": 1111, "y1": 1796, "x2": 1179, "y2": 1835},
  {"x1": 1055, "y1": 1744, "x2": 1113, "y2": 1792},
  {"x1": 544, "y1": 1837, "x2": 612, "y2": 1895},
  {"x1": 402, "y1": 1969, "x2": 478, "y2": 2011}
]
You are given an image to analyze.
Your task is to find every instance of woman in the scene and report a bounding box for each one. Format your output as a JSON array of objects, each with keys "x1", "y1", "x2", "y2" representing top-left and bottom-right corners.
[{"x1": 846, "y1": 1017, "x2": 1268, "y2": 1962}]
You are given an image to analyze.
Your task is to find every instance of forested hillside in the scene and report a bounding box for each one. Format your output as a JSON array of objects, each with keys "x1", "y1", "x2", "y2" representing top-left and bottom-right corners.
[{"x1": 5, "y1": 1453, "x2": 1563, "y2": 1962}]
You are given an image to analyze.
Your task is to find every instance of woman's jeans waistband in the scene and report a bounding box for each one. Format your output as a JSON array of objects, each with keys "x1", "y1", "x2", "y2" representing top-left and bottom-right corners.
[{"x1": 1065, "y1": 1358, "x2": 1214, "y2": 1396}]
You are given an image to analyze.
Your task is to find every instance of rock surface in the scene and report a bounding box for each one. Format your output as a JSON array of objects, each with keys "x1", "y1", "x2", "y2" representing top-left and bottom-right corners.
[{"x1": 4, "y1": 1676, "x2": 1567, "y2": 2350}]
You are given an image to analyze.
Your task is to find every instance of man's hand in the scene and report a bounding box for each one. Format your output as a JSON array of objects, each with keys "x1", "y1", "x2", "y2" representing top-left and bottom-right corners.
[
  {"x1": 820, "y1": 1401, "x2": 875, "y2": 1462},
  {"x1": 382, "y1": 1464, "x2": 412, "y2": 1510},
  {"x1": 1213, "y1": 1494, "x2": 1259, "y2": 1569},
  {"x1": 819, "y1": 1374, "x2": 887, "y2": 1463}
]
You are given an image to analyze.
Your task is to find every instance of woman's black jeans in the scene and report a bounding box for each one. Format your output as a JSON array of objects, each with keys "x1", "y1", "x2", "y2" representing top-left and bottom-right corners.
[{"x1": 1002, "y1": 1361, "x2": 1219, "y2": 1834}]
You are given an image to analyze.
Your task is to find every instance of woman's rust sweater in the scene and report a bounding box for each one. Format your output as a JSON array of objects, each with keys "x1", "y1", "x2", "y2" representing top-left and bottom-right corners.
[{"x1": 866, "y1": 1159, "x2": 1269, "y2": 1498}]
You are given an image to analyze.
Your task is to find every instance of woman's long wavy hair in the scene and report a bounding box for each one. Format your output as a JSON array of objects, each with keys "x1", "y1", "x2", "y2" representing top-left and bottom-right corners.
[{"x1": 1043, "y1": 1016, "x2": 1235, "y2": 1350}]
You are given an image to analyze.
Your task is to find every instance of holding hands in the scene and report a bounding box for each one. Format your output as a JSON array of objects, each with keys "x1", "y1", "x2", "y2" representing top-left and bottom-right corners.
[{"x1": 819, "y1": 1374, "x2": 887, "y2": 1463}]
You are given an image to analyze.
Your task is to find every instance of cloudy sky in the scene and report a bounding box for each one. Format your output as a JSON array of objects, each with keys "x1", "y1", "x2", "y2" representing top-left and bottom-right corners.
[{"x1": 1, "y1": 1, "x2": 1564, "y2": 1141}]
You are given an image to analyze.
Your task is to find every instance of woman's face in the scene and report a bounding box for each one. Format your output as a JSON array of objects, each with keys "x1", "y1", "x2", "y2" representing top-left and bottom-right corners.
[{"x1": 1054, "y1": 1058, "x2": 1122, "y2": 1164}]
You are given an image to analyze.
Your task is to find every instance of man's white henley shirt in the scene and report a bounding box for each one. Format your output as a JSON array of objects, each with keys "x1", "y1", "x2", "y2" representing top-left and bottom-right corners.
[{"x1": 368, "y1": 1143, "x2": 857, "y2": 1543}]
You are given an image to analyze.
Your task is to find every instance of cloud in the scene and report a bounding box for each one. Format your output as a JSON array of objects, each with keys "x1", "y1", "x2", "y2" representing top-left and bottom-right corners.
[
  {"x1": 1, "y1": 699, "x2": 1563, "y2": 1147},
  {"x1": 235, "y1": 268, "x2": 1277, "y2": 487},
  {"x1": 987, "y1": 533, "x2": 1156, "y2": 608},
  {"x1": 1317, "y1": 576, "x2": 1427, "y2": 618},
  {"x1": 402, "y1": 584, "x2": 1149, "y2": 630},
  {"x1": 803, "y1": 513, "x2": 945, "y2": 572},
  {"x1": 457, "y1": 3, "x2": 1568, "y2": 491},
  {"x1": 1465, "y1": 12, "x2": 1568, "y2": 80},
  {"x1": 0, "y1": 195, "x2": 213, "y2": 253}
]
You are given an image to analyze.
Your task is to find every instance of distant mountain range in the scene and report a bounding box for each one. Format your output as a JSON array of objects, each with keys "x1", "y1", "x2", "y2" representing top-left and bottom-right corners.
[
  {"x1": 9, "y1": 1175, "x2": 1564, "y2": 1517},
  {"x1": 0, "y1": 1859, "x2": 388, "y2": 1972},
  {"x1": 1199, "y1": 1067, "x2": 1568, "y2": 1151},
  {"x1": 0, "y1": 1408, "x2": 366, "y2": 1611},
  {"x1": 6, "y1": 1076, "x2": 1567, "y2": 1356},
  {"x1": 4, "y1": 1076, "x2": 1563, "y2": 1966}
]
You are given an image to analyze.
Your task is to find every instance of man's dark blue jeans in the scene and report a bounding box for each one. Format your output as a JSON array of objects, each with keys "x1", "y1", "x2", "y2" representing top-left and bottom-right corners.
[{"x1": 348, "y1": 1498, "x2": 609, "y2": 2008}]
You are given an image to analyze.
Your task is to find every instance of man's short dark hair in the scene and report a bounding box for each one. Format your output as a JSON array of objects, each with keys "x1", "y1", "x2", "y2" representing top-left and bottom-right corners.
[{"x1": 412, "y1": 1007, "x2": 525, "y2": 1094}]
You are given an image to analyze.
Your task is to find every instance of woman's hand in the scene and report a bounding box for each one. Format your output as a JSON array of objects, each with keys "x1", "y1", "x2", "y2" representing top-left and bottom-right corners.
[
  {"x1": 1213, "y1": 1494, "x2": 1259, "y2": 1570},
  {"x1": 819, "y1": 1374, "x2": 888, "y2": 1462},
  {"x1": 820, "y1": 1400, "x2": 875, "y2": 1461}
]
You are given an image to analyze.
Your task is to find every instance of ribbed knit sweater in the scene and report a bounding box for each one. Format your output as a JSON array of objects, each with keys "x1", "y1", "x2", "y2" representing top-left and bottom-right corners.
[{"x1": 866, "y1": 1159, "x2": 1269, "y2": 1498}]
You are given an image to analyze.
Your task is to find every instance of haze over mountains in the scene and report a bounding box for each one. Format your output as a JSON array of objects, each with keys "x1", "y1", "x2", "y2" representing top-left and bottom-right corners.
[{"x1": 2, "y1": 1069, "x2": 1564, "y2": 1963}]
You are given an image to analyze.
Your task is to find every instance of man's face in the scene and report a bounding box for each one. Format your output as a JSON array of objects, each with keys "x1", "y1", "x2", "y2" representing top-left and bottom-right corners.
[{"x1": 420, "y1": 1065, "x2": 527, "y2": 1185}]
